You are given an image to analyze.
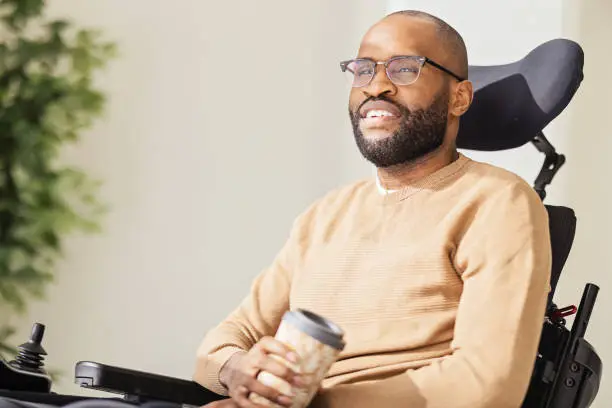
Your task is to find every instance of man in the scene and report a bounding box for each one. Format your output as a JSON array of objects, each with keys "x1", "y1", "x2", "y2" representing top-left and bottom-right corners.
[{"x1": 195, "y1": 10, "x2": 551, "y2": 408}]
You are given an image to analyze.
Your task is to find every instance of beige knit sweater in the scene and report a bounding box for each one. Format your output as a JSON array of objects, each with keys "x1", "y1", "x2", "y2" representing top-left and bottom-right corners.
[{"x1": 193, "y1": 154, "x2": 552, "y2": 408}]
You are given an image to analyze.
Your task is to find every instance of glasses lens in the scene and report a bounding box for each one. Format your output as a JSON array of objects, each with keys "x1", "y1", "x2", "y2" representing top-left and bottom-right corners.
[
  {"x1": 344, "y1": 60, "x2": 375, "y2": 87},
  {"x1": 387, "y1": 57, "x2": 422, "y2": 85}
]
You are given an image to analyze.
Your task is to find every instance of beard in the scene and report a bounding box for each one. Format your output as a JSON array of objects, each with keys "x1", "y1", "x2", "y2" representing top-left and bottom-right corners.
[{"x1": 349, "y1": 88, "x2": 449, "y2": 168}]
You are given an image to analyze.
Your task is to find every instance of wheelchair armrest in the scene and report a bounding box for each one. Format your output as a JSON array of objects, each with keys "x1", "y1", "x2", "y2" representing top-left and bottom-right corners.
[
  {"x1": 75, "y1": 361, "x2": 225, "y2": 406},
  {"x1": 0, "y1": 390, "x2": 123, "y2": 406}
]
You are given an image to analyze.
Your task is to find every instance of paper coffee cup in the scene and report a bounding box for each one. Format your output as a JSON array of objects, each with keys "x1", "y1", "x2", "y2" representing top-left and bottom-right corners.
[{"x1": 249, "y1": 309, "x2": 345, "y2": 408}]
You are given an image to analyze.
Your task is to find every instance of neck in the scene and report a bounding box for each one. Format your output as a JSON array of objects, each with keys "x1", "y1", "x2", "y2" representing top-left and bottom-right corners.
[{"x1": 377, "y1": 148, "x2": 459, "y2": 191}]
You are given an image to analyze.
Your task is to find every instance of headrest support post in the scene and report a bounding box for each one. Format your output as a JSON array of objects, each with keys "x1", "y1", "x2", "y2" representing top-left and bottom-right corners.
[{"x1": 532, "y1": 132, "x2": 566, "y2": 201}]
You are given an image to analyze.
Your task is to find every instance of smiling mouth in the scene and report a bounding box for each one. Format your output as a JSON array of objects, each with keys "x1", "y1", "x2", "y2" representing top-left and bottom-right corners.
[
  {"x1": 357, "y1": 99, "x2": 404, "y2": 129},
  {"x1": 363, "y1": 109, "x2": 397, "y2": 119},
  {"x1": 359, "y1": 109, "x2": 402, "y2": 129}
]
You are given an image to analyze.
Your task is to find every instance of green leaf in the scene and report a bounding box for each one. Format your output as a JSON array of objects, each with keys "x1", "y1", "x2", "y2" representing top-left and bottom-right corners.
[
  {"x1": 0, "y1": 324, "x2": 16, "y2": 341},
  {"x1": 0, "y1": 281, "x2": 27, "y2": 311},
  {"x1": 0, "y1": 0, "x2": 45, "y2": 31},
  {"x1": 0, "y1": 324, "x2": 17, "y2": 358}
]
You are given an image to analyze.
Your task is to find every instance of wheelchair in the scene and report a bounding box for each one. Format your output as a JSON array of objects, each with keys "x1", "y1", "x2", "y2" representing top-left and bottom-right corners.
[{"x1": 0, "y1": 38, "x2": 601, "y2": 408}]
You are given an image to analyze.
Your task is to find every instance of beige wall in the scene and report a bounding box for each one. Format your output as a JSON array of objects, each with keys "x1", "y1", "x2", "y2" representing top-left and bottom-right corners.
[
  {"x1": 9, "y1": 0, "x2": 612, "y2": 405},
  {"x1": 555, "y1": 1, "x2": 612, "y2": 406},
  {"x1": 11, "y1": 0, "x2": 385, "y2": 396}
]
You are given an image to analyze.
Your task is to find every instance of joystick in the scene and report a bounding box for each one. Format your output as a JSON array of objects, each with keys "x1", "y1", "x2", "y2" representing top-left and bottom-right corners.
[
  {"x1": 9, "y1": 323, "x2": 48, "y2": 374},
  {"x1": 0, "y1": 322, "x2": 52, "y2": 392}
]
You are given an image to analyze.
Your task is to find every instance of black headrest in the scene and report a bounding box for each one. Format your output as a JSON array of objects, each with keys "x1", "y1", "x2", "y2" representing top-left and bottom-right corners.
[{"x1": 456, "y1": 39, "x2": 584, "y2": 151}]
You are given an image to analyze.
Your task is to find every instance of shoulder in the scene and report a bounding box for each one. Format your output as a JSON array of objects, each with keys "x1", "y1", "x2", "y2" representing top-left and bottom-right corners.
[
  {"x1": 453, "y1": 157, "x2": 552, "y2": 277},
  {"x1": 313, "y1": 179, "x2": 375, "y2": 211},
  {"x1": 290, "y1": 178, "x2": 375, "y2": 231},
  {"x1": 460, "y1": 155, "x2": 545, "y2": 209},
  {"x1": 454, "y1": 156, "x2": 550, "y2": 238}
]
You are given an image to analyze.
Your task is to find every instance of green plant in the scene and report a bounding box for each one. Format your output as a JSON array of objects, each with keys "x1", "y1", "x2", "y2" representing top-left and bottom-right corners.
[{"x1": 0, "y1": 0, "x2": 116, "y2": 357}]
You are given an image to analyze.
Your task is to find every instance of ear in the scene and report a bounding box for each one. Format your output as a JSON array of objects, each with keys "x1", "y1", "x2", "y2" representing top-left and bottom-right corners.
[{"x1": 450, "y1": 80, "x2": 473, "y2": 117}]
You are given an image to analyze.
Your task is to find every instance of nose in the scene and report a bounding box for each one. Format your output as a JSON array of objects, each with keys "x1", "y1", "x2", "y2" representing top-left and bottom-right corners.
[{"x1": 362, "y1": 64, "x2": 397, "y2": 98}]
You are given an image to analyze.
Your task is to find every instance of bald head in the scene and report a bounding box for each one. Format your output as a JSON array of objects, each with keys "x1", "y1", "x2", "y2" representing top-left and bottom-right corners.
[{"x1": 385, "y1": 10, "x2": 468, "y2": 79}]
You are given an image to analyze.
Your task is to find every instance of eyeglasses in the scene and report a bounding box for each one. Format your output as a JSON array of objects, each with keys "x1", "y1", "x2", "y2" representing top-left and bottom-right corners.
[{"x1": 339, "y1": 55, "x2": 465, "y2": 88}]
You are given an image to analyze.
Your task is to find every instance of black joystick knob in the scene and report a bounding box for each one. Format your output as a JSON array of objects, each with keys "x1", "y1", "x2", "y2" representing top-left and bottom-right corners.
[{"x1": 9, "y1": 322, "x2": 48, "y2": 373}]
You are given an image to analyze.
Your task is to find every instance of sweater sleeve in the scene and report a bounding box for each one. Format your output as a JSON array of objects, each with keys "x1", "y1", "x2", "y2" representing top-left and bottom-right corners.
[
  {"x1": 311, "y1": 181, "x2": 552, "y2": 408},
  {"x1": 193, "y1": 210, "x2": 312, "y2": 396}
]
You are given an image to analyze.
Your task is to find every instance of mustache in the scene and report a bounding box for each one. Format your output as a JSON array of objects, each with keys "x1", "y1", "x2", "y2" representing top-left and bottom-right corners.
[{"x1": 353, "y1": 95, "x2": 410, "y2": 118}]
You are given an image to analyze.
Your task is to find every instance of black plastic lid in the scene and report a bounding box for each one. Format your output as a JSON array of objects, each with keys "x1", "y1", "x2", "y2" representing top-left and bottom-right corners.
[{"x1": 282, "y1": 309, "x2": 345, "y2": 351}]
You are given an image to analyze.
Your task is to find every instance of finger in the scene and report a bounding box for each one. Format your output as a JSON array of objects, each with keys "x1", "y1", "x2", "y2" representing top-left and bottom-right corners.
[
  {"x1": 246, "y1": 376, "x2": 294, "y2": 407},
  {"x1": 208, "y1": 399, "x2": 237, "y2": 408},
  {"x1": 230, "y1": 385, "x2": 256, "y2": 408},
  {"x1": 232, "y1": 385, "x2": 271, "y2": 408},
  {"x1": 253, "y1": 354, "x2": 298, "y2": 384},
  {"x1": 257, "y1": 337, "x2": 299, "y2": 363},
  {"x1": 249, "y1": 348, "x2": 305, "y2": 390}
]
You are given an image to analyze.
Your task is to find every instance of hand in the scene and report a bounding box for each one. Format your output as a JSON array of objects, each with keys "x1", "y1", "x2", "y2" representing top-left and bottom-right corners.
[
  {"x1": 202, "y1": 399, "x2": 239, "y2": 408},
  {"x1": 219, "y1": 336, "x2": 307, "y2": 407}
]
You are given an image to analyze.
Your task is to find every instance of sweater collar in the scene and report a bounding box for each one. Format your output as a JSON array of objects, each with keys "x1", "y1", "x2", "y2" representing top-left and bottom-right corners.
[{"x1": 375, "y1": 153, "x2": 472, "y2": 203}]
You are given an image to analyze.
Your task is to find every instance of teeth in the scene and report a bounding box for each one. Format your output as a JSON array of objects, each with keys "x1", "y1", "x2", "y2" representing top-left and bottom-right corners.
[{"x1": 366, "y1": 110, "x2": 394, "y2": 118}]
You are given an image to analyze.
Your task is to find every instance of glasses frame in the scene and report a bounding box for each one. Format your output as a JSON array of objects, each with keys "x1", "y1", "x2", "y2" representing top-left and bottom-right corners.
[{"x1": 339, "y1": 55, "x2": 465, "y2": 88}]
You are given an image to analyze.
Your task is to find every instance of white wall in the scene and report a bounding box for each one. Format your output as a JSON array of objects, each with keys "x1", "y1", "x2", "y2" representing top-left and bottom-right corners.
[
  {"x1": 9, "y1": 0, "x2": 612, "y2": 405},
  {"x1": 10, "y1": 0, "x2": 386, "y2": 396}
]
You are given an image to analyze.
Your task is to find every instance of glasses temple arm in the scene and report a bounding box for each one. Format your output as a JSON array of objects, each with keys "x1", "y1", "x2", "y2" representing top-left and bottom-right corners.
[{"x1": 425, "y1": 58, "x2": 465, "y2": 82}]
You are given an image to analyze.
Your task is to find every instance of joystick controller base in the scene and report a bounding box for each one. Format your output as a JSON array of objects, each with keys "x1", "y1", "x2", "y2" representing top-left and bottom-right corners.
[{"x1": 0, "y1": 323, "x2": 52, "y2": 393}]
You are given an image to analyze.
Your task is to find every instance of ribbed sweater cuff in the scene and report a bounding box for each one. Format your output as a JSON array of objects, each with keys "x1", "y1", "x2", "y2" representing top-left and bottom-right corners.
[{"x1": 201, "y1": 346, "x2": 245, "y2": 396}]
